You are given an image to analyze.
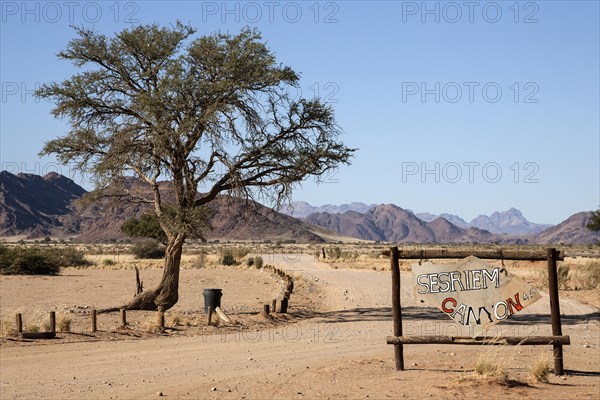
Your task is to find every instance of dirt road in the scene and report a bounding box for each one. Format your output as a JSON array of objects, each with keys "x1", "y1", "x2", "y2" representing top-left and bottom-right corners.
[{"x1": 1, "y1": 255, "x2": 599, "y2": 399}]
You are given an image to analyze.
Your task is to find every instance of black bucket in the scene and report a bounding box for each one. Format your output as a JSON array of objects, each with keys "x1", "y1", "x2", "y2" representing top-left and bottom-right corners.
[{"x1": 203, "y1": 288, "x2": 222, "y2": 313}]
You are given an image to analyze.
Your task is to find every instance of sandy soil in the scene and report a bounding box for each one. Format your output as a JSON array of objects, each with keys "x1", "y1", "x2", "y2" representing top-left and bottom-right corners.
[{"x1": 1, "y1": 255, "x2": 599, "y2": 399}]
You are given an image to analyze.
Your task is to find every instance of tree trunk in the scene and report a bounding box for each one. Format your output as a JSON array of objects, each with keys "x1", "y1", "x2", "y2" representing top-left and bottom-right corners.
[{"x1": 101, "y1": 234, "x2": 185, "y2": 313}]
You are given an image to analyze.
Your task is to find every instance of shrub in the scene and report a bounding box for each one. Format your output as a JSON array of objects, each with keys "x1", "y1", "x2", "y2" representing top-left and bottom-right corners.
[
  {"x1": 0, "y1": 245, "x2": 61, "y2": 275},
  {"x1": 102, "y1": 259, "x2": 115, "y2": 266},
  {"x1": 254, "y1": 256, "x2": 264, "y2": 269},
  {"x1": 132, "y1": 240, "x2": 165, "y2": 259},
  {"x1": 326, "y1": 246, "x2": 342, "y2": 259},
  {"x1": 246, "y1": 257, "x2": 255, "y2": 267},
  {"x1": 221, "y1": 251, "x2": 236, "y2": 266}
]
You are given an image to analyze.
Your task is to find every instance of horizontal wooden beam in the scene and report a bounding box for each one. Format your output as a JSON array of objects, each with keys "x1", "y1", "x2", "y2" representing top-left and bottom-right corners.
[
  {"x1": 20, "y1": 332, "x2": 56, "y2": 340},
  {"x1": 386, "y1": 335, "x2": 570, "y2": 346},
  {"x1": 392, "y1": 249, "x2": 563, "y2": 262}
]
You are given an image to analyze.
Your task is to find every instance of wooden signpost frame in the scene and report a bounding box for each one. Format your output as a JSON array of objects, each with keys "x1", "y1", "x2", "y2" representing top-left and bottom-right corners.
[{"x1": 386, "y1": 246, "x2": 569, "y2": 375}]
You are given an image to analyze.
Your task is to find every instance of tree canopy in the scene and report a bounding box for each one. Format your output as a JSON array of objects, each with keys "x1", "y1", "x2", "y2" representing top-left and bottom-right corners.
[
  {"x1": 37, "y1": 23, "x2": 355, "y2": 313},
  {"x1": 587, "y1": 209, "x2": 600, "y2": 231}
]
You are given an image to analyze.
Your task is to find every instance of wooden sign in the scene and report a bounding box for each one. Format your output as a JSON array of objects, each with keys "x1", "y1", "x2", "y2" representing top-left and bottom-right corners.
[{"x1": 412, "y1": 257, "x2": 541, "y2": 335}]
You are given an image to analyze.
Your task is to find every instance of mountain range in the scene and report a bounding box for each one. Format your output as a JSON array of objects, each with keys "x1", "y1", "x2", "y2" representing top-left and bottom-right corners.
[
  {"x1": 0, "y1": 172, "x2": 328, "y2": 243},
  {"x1": 282, "y1": 201, "x2": 553, "y2": 235},
  {"x1": 1, "y1": 171, "x2": 598, "y2": 245}
]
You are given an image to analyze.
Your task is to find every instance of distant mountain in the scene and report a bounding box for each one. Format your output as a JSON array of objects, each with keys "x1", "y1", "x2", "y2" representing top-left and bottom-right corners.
[
  {"x1": 281, "y1": 201, "x2": 376, "y2": 219},
  {"x1": 533, "y1": 212, "x2": 600, "y2": 245},
  {"x1": 0, "y1": 171, "x2": 85, "y2": 238},
  {"x1": 0, "y1": 172, "x2": 328, "y2": 242},
  {"x1": 306, "y1": 204, "x2": 502, "y2": 243},
  {"x1": 414, "y1": 211, "x2": 470, "y2": 229},
  {"x1": 470, "y1": 208, "x2": 553, "y2": 235}
]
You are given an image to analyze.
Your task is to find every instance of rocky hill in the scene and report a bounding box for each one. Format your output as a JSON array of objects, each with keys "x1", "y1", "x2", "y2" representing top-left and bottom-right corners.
[
  {"x1": 469, "y1": 208, "x2": 553, "y2": 235},
  {"x1": 281, "y1": 201, "x2": 376, "y2": 219},
  {"x1": 0, "y1": 171, "x2": 85, "y2": 237},
  {"x1": 0, "y1": 172, "x2": 326, "y2": 242},
  {"x1": 305, "y1": 204, "x2": 599, "y2": 245},
  {"x1": 305, "y1": 204, "x2": 506, "y2": 244},
  {"x1": 532, "y1": 211, "x2": 600, "y2": 245}
]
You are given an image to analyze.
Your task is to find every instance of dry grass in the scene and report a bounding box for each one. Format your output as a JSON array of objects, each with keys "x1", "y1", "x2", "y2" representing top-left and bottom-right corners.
[
  {"x1": 529, "y1": 354, "x2": 553, "y2": 383},
  {"x1": 571, "y1": 261, "x2": 600, "y2": 290},
  {"x1": 57, "y1": 315, "x2": 72, "y2": 332},
  {"x1": 474, "y1": 348, "x2": 509, "y2": 385},
  {"x1": 0, "y1": 318, "x2": 19, "y2": 337},
  {"x1": 143, "y1": 317, "x2": 161, "y2": 333}
]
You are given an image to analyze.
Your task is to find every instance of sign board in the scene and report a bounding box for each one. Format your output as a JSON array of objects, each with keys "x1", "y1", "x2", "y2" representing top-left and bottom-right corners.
[{"x1": 412, "y1": 257, "x2": 541, "y2": 336}]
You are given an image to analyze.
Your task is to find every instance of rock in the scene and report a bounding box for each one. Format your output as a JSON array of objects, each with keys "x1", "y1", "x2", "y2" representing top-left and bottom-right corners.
[
  {"x1": 157, "y1": 392, "x2": 164, "y2": 397},
  {"x1": 211, "y1": 387, "x2": 217, "y2": 391}
]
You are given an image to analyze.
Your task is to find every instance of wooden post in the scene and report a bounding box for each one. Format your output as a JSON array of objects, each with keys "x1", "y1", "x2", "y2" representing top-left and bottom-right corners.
[
  {"x1": 49, "y1": 311, "x2": 56, "y2": 334},
  {"x1": 272, "y1": 299, "x2": 277, "y2": 313},
  {"x1": 91, "y1": 309, "x2": 97, "y2": 333},
  {"x1": 158, "y1": 310, "x2": 165, "y2": 331},
  {"x1": 15, "y1": 313, "x2": 22, "y2": 334},
  {"x1": 322, "y1": 248, "x2": 326, "y2": 259},
  {"x1": 263, "y1": 304, "x2": 270, "y2": 315},
  {"x1": 280, "y1": 297, "x2": 288, "y2": 313},
  {"x1": 547, "y1": 248, "x2": 564, "y2": 375},
  {"x1": 120, "y1": 308, "x2": 127, "y2": 327},
  {"x1": 391, "y1": 246, "x2": 404, "y2": 370},
  {"x1": 207, "y1": 306, "x2": 213, "y2": 326}
]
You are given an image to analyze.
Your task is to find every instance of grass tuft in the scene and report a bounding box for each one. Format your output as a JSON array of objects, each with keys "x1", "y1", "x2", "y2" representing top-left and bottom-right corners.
[{"x1": 529, "y1": 354, "x2": 553, "y2": 383}]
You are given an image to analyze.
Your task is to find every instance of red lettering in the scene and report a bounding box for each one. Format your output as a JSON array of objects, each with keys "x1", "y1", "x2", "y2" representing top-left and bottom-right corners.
[
  {"x1": 506, "y1": 293, "x2": 523, "y2": 315},
  {"x1": 442, "y1": 297, "x2": 457, "y2": 313}
]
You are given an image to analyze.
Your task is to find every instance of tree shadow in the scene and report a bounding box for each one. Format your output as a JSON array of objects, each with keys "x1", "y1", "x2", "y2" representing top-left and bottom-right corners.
[{"x1": 313, "y1": 306, "x2": 600, "y2": 327}]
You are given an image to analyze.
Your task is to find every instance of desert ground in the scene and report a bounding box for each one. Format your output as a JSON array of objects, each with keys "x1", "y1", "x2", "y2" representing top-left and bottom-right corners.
[{"x1": 1, "y1": 246, "x2": 599, "y2": 399}]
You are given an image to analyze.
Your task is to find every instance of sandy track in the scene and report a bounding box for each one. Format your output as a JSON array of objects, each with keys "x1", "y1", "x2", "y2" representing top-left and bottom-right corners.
[{"x1": 1, "y1": 255, "x2": 599, "y2": 399}]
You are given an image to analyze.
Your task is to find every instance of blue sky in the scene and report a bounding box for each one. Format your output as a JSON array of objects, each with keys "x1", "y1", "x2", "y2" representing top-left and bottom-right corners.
[{"x1": 1, "y1": 1, "x2": 598, "y2": 224}]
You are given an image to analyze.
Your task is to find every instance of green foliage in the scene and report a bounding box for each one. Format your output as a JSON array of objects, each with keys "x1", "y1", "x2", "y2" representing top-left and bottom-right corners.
[
  {"x1": 587, "y1": 209, "x2": 600, "y2": 232},
  {"x1": 37, "y1": 23, "x2": 354, "y2": 241},
  {"x1": 102, "y1": 259, "x2": 115, "y2": 266},
  {"x1": 221, "y1": 251, "x2": 236, "y2": 266},
  {"x1": 132, "y1": 240, "x2": 165, "y2": 259},
  {"x1": 0, "y1": 245, "x2": 89, "y2": 275},
  {"x1": 254, "y1": 256, "x2": 264, "y2": 269},
  {"x1": 246, "y1": 257, "x2": 255, "y2": 267},
  {"x1": 122, "y1": 213, "x2": 167, "y2": 244}
]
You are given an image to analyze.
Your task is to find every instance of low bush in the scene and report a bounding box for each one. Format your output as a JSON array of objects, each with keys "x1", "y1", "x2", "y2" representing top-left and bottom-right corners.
[
  {"x1": 0, "y1": 245, "x2": 88, "y2": 275},
  {"x1": 221, "y1": 251, "x2": 236, "y2": 266},
  {"x1": 102, "y1": 259, "x2": 115, "y2": 266},
  {"x1": 132, "y1": 240, "x2": 165, "y2": 259},
  {"x1": 254, "y1": 256, "x2": 264, "y2": 269}
]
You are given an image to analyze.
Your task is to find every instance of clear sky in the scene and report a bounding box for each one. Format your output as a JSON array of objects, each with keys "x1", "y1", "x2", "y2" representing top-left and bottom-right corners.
[{"x1": 1, "y1": 1, "x2": 598, "y2": 224}]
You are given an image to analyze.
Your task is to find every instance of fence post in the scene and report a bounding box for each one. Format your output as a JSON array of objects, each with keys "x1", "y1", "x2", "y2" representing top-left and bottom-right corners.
[
  {"x1": 391, "y1": 246, "x2": 404, "y2": 370},
  {"x1": 120, "y1": 309, "x2": 127, "y2": 327},
  {"x1": 16, "y1": 313, "x2": 23, "y2": 334},
  {"x1": 49, "y1": 311, "x2": 56, "y2": 334},
  {"x1": 263, "y1": 304, "x2": 270, "y2": 315},
  {"x1": 547, "y1": 248, "x2": 564, "y2": 375},
  {"x1": 280, "y1": 297, "x2": 288, "y2": 313},
  {"x1": 91, "y1": 309, "x2": 97, "y2": 333},
  {"x1": 207, "y1": 306, "x2": 213, "y2": 326},
  {"x1": 272, "y1": 299, "x2": 277, "y2": 313}
]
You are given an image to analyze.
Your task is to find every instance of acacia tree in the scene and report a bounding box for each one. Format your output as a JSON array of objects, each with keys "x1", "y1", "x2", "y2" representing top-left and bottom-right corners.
[
  {"x1": 38, "y1": 23, "x2": 354, "y2": 314},
  {"x1": 587, "y1": 209, "x2": 600, "y2": 231}
]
